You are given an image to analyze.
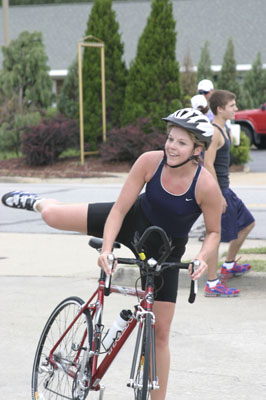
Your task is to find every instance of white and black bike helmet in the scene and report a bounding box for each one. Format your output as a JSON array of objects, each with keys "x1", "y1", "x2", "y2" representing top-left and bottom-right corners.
[{"x1": 162, "y1": 108, "x2": 213, "y2": 150}]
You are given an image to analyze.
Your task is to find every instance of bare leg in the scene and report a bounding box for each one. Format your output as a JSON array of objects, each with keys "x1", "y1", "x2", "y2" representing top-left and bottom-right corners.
[
  {"x1": 151, "y1": 301, "x2": 175, "y2": 400},
  {"x1": 206, "y1": 247, "x2": 219, "y2": 280},
  {"x1": 205, "y1": 241, "x2": 240, "y2": 297},
  {"x1": 225, "y1": 221, "x2": 255, "y2": 261},
  {"x1": 206, "y1": 221, "x2": 255, "y2": 279},
  {"x1": 36, "y1": 199, "x2": 88, "y2": 234}
]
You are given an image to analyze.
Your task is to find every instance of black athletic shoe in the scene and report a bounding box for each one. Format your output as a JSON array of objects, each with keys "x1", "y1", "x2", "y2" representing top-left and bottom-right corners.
[{"x1": 1, "y1": 191, "x2": 41, "y2": 211}]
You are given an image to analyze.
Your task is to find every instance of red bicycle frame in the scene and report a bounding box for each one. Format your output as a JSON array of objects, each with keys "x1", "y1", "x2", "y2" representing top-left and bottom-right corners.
[{"x1": 48, "y1": 271, "x2": 152, "y2": 392}]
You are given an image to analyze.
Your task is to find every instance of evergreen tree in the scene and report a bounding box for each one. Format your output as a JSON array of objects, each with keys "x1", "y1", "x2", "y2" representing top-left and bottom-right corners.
[
  {"x1": 243, "y1": 52, "x2": 266, "y2": 108},
  {"x1": 57, "y1": 58, "x2": 79, "y2": 119},
  {"x1": 121, "y1": 0, "x2": 181, "y2": 130},
  {"x1": 217, "y1": 37, "x2": 240, "y2": 99},
  {"x1": 82, "y1": 0, "x2": 127, "y2": 149},
  {"x1": 1, "y1": 31, "x2": 53, "y2": 108},
  {"x1": 238, "y1": 87, "x2": 254, "y2": 110},
  {"x1": 197, "y1": 41, "x2": 213, "y2": 83},
  {"x1": 180, "y1": 49, "x2": 197, "y2": 104}
]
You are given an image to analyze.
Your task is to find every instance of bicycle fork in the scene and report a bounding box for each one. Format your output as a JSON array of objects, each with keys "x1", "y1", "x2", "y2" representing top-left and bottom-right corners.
[
  {"x1": 150, "y1": 316, "x2": 159, "y2": 391},
  {"x1": 127, "y1": 310, "x2": 159, "y2": 393}
]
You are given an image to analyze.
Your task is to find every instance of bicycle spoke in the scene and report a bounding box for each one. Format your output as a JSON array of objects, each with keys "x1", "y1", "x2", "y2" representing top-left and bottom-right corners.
[{"x1": 32, "y1": 297, "x2": 92, "y2": 400}]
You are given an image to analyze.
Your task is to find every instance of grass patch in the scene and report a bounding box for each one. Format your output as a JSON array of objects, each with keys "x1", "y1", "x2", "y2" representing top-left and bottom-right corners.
[
  {"x1": 0, "y1": 151, "x2": 22, "y2": 160},
  {"x1": 221, "y1": 247, "x2": 266, "y2": 257},
  {"x1": 60, "y1": 148, "x2": 80, "y2": 158},
  {"x1": 238, "y1": 247, "x2": 266, "y2": 254},
  {"x1": 0, "y1": 148, "x2": 80, "y2": 161},
  {"x1": 246, "y1": 260, "x2": 266, "y2": 272}
]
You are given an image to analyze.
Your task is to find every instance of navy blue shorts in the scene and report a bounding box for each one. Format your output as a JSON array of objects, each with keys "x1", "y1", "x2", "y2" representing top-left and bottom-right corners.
[
  {"x1": 87, "y1": 197, "x2": 188, "y2": 303},
  {"x1": 221, "y1": 188, "x2": 255, "y2": 242}
]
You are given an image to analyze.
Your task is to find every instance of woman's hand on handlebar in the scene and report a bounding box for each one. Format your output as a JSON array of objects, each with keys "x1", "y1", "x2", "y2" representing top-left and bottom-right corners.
[
  {"x1": 97, "y1": 251, "x2": 117, "y2": 275},
  {"x1": 189, "y1": 259, "x2": 207, "y2": 280}
]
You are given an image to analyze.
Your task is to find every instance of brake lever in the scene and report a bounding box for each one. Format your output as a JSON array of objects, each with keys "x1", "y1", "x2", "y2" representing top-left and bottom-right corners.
[
  {"x1": 188, "y1": 259, "x2": 200, "y2": 304},
  {"x1": 104, "y1": 253, "x2": 115, "y2": 296}
]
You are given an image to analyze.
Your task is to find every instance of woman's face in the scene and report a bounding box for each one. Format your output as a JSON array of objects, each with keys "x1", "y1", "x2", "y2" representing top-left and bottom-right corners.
[{"x1": 165, "y1": 126, "x2": 198, "y2": 167}]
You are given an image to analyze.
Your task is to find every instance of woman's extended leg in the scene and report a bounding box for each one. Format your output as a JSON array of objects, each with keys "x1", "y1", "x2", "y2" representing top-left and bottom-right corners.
[
  {"x1": 35, "y1": 199, "x2": 88, "y2": 234},
  {"x1": 151, "y1": 300, "x2": 175, "y2": 400},
  {"x1": 1, "y1": 190, "x2": 89, "y2": 234}
]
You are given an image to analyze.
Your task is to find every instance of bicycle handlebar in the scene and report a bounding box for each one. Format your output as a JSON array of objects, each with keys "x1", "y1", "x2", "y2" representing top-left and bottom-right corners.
[
  {"x1": 88, "y1": 225, "x2": 199, "y2": 303},
  {"x1": 132, "y1": 225, "x2": 173, "y2": 265},
  {"x1": 116, "y1": 257, "x2": 198, "y2": 304}
]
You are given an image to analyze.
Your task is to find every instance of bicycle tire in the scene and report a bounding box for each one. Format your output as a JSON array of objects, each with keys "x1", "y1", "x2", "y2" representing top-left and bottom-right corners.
[
  {"x1": 134, "y1": 312, "x2": 152, "y2": 400},
  {"x1": 31, "y1": 296, "x2": 93, "y2": 400}
]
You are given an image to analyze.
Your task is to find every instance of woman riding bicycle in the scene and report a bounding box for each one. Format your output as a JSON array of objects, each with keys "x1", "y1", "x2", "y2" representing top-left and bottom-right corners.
[{"x1": 2, "y1": 108, "x2": 230, "y2": 400}]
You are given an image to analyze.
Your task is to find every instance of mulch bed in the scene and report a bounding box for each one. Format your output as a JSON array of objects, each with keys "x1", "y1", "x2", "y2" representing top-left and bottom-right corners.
[
  {"x1": 0, "y1": 156, "x2": 132, "y2": 179},
  {"x1": 0, "y1": 156, "x2": 243, "y2": 179}
]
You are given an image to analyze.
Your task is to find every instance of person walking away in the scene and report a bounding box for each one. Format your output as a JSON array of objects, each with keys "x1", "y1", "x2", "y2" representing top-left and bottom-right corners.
[
  {"x1": 190, "y1": 93, "x2": 241, "y2": 294},
  {"x1": 203, "y1": 90, "x2": 255, "y2": 296}
]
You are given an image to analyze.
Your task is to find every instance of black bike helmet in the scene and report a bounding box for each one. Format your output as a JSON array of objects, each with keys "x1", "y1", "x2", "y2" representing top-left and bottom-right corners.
[{"x1": 162, "y1": 108, "x2": 213, "y2": 150}]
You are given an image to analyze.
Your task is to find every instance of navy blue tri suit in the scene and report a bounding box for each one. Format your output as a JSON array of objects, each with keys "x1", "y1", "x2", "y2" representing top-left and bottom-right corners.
[
  {"x1": 212, "y1": 123, "x2": 255, "y2": 243},
  {"x1": 87, "y1": 158, "x2": 203, "y2": 303}
]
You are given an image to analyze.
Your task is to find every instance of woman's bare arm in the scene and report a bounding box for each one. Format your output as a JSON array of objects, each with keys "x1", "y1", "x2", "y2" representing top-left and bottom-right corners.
[{"x1": 98, "y1": 151, "x2": 162, "y2": 274}]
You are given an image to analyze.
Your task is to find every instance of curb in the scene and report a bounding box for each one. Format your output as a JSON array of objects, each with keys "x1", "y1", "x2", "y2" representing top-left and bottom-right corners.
[
  {"x1": 0, "y1": 173, "x2": 128, "y2": 185},
  {"x1": 1, "y1": 171, "x2": 266, "y2": 186},
  {"x1": 113, "y1": 266, "x2": 266, "y2": 293}
]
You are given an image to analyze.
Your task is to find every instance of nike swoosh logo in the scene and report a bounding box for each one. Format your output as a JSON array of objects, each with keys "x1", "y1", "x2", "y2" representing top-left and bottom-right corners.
[{"x1": 185, "y1": 198, "x2": 193, "y2": 201}]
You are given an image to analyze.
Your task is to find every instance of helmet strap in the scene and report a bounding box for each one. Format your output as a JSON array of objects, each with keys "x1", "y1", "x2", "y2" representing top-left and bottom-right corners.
[{"x1": 163, "y1": 149, "x2": 198, "y2": 169}]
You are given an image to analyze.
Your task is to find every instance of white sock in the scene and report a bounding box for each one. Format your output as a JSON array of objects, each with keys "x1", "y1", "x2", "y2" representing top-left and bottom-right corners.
[
  {"x1": 33, "y1": 198, "x2": 45, "y2": 213},
  {"x1": 207, "y1": 279, "x2": 220, "y2": 288},
  {"x1": 223, "y1": 261, "x2": 235, "y2": 270}
]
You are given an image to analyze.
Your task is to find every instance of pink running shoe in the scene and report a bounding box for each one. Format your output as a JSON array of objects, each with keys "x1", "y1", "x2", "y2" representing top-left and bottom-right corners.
[
  {"x1": 204, "y1": 281, "x2": 240, "y2": 297},
  {"x1": 220, "y1": 262, "x2": 251, "y2": 279}
]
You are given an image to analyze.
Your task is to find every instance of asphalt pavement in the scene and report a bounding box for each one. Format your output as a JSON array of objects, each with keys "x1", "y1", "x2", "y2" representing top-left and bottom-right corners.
[{"x1": 1, "y1": 170, "x2": 266, "y2": 400}]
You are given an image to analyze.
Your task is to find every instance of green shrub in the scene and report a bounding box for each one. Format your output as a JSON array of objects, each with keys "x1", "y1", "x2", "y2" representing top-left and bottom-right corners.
[
  {"x1": 100, "y1": 118, "x2": 165, "y2": 164},
  {"x1": 0, "y1": 107, "x2": 42, "y2": 156},
  {"x1": 21, "y1": 115, "x2": 79, "y2": 166},
  {"x1": 57, "y1": 58, "x2": 79, "y2": 119},
  {"x1": 0, "y1": 123, "x2": 17, "y2": 154},
  {"x1": 14, "y1": 112, "x2": 42, "y2": 129},
  {"x1": 230, "y1": 129, "x2": 250, "y2": 165},
  {"x1": 46, "y1": 107, "x2": 59, "y2": 119}
]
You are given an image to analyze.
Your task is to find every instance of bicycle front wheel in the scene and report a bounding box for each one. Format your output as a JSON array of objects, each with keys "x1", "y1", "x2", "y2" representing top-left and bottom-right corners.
[
  {"x1": 134, "y1": 312, "x2": 152, "y2": 400},
  {"x1": 32, "y1": 296, "x2": 93, "y2": 400}
]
